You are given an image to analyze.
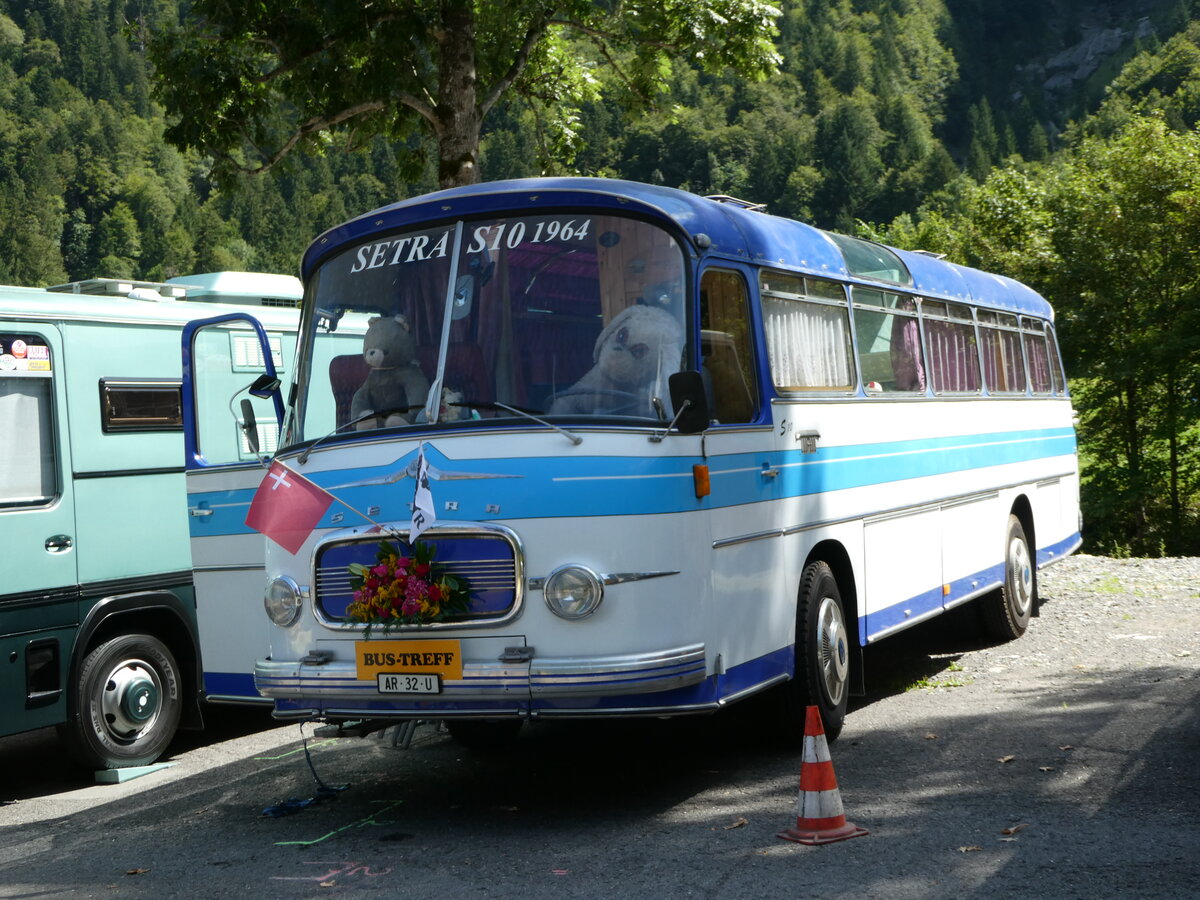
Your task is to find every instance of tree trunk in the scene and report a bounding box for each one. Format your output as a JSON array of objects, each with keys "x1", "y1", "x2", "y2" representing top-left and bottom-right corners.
[
  {"x1": 1166, "y1": 364, "x2": 1181, "y2": 554},
  {"x1": 436, "y1": 0, "x2": 483, "y2": 188}
]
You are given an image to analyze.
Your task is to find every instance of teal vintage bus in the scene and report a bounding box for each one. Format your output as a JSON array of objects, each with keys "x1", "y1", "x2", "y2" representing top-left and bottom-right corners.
[{"x1": 0, "y1": 274, "x2": 360, "y2": 769}]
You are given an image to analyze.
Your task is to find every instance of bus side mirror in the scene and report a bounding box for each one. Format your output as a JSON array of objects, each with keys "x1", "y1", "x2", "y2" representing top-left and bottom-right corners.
[
  {"x1": 248, "y1": 373, "x2": 281, "y2": 399},
  {"x1": 240, "y1": 398, "x2": 260, "y2": 455},
  {"x1": 668, "y1": 371, "x2": 710, "y2": 434}
]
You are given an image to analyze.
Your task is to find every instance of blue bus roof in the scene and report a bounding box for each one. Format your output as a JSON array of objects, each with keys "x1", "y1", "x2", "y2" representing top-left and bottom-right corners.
[{"x1": 303, "y1": 177, "x2": 1053, "y2": 320}]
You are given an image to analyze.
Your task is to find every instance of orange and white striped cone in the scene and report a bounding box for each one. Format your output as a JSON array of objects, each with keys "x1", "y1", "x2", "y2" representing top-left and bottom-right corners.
[{"x1": 777, "y1": 706, "x2": 869, "y2": 845}]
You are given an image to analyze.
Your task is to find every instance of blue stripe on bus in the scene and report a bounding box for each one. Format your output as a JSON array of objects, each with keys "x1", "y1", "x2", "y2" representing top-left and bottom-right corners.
[
  {"x1": 1038, "y1": 532, "x2": 1083, "y2": 567},
  {"x1": 191, "y1": 427, "x2": 1077, "y2": 536}
]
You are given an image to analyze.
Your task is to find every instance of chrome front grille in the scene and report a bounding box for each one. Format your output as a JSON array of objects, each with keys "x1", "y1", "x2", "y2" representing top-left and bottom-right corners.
[{"x1": 312, "y1": 526, "x2": 523, "y2": 627}]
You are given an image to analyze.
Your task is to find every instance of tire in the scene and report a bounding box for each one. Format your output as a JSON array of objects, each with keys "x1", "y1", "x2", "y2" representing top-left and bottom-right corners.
[
  {"x1": 445, "y1": 718, "x2": 524, "y2": 752},
  {"x1": 787, "y1": 561, "x2": 851, "y2": 742},
  {"x1": 981, "y1": 514, "x2": 1036, "y2": 641},
  {"x1": 58, "y1": 634, "x2": 182, "y2": 769}
]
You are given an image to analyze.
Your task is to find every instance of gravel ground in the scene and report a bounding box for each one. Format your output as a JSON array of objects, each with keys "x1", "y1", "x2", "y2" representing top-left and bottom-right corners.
[
  {"x1": 933, "y1": 552, "x2": 1200, "y2": 680},
  {"x1": 1, "y1": 552, "x2": 1197, "y2": 899}
]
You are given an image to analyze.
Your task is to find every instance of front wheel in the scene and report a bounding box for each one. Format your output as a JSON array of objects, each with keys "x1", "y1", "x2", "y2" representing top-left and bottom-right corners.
[
  {"x1": 800, "y1": 562, "x2": 851, "y2": 740},
  {"x1": 769, "y1": 561, "x2": 851, "y2": 743},
  {"x1": 57, "y1": 634, "x2": 182, "y2": 769},
  {"x1": 981, "y1": 514, "x2": 1036, "y2": 641}
]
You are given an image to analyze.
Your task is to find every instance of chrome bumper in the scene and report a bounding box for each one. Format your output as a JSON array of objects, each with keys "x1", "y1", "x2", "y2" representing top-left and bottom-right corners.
[{"x1": 255, "y1": 643, "x2": 707, "y2": 702}]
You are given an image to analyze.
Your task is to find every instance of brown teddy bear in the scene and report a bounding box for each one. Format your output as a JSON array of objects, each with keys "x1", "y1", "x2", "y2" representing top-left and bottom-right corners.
[
  {"x1": 549, "y1": 305, "x2": 684, "y2": 416},
  {"x1": 350, "y1": 314, "x2": 431, "y2": 429}
]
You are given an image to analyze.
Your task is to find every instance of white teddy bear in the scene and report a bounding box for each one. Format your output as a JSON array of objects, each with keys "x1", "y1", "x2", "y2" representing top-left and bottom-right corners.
[{"x1": 549, "y1": 305, "x2": 684, "y2": 416}]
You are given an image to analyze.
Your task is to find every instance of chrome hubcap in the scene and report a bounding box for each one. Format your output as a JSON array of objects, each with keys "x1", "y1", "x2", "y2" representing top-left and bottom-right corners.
[
  {"x1": 100, "y1": 658, "x2": 162, "y2": 740},
  {"x1": 1008, "y1": 536, "x2": 1033, "y2": 618},
  {"x1": 817, "y1": 595, "x2": 849, "y2": 706}
]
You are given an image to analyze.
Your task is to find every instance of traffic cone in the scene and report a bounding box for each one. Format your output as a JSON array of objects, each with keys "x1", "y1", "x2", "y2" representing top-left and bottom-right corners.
[{"x1": 777, "y1": 706, "x2": 869, "y2": 845}]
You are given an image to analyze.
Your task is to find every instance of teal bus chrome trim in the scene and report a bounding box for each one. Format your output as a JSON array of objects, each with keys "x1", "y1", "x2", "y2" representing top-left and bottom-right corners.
[
  {"x1": 1, "y1": 570, "x2": 193, "y2": 609},
  {"x1": 73, "y1": 466, "x2": 185, "y2": 479},
  {"x1": 1, "y1": 586, "x2": 81, "y2": 608}
]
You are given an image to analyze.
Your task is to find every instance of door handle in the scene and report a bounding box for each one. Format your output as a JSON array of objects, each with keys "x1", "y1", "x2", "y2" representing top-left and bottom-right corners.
[
  {"x1": 189, "y1": 507, "x2": 214, "y2": 517},
  {"x1": 45, "y1": 534, "x2": 74, "y2": 553}
]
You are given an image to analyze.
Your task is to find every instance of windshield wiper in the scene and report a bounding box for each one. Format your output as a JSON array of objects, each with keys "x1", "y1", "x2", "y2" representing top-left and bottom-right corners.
[
  {"x1": 449, "y1": 400, "x2": 582, "y2": 446},
  {"x1": 297, "y1": 405, "x2": 422, "y2": 464}
]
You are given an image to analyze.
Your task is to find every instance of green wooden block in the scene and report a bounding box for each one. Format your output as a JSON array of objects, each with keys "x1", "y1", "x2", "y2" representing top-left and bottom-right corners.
[{"x1": 94, "y1": 762, "x2": 176, "y2": 784}]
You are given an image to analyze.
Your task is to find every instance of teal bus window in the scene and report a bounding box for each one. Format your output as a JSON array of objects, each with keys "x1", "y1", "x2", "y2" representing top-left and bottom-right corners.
[{"x1": 99, "y1": 378, "x2": 184, "y2": 433}]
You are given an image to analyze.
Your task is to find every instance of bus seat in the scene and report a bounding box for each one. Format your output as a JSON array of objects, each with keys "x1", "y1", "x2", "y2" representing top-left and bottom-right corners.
[
  {"x1": 419, "y1": 343, "x2": 492, "y2": 400},
  {"x1": 329, "y1": 354, "x2": 369, "y2": 427}
]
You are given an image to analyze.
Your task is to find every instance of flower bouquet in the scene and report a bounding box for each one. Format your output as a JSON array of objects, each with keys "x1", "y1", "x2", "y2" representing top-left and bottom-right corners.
[{"x1": 345, "y1": 539, "x2": 471, "y2": 633}]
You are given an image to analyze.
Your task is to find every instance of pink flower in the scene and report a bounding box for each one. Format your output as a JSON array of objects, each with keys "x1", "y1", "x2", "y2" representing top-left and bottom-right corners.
[
  {"x1": 401, "y1": 596, "x2": 422, "y2": 616},
  {"x1": 372, "y1": 563, "x2": 389, "y2": 577}
]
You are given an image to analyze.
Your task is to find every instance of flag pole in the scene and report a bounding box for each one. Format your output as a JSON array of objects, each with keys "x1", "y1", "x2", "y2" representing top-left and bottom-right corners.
[{"x1": 273, "y1": 461, "x2": 407, "y2": 541}]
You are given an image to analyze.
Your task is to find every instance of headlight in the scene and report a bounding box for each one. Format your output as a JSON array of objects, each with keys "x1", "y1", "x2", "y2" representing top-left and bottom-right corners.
[
  {"x1": 543, "y1": 565, "x2": 604, "y2": 619},
  {"x1": 264, "y1": 576, "x2": 303, "y2": 627}
]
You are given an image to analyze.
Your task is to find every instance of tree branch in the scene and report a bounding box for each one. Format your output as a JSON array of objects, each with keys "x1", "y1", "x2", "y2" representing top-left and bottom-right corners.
[
  {"x1": 479, "y1": 13, "x2": 553, "y2": 117},
  {"x1": 235, "y1": 99, "x2": 389, "y2": 175}
]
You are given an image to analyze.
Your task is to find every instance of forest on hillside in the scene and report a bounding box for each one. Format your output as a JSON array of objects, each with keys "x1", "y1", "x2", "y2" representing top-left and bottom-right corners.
[{"x1": 0, "y1": 0, "x2": 1196, "y2": 555}]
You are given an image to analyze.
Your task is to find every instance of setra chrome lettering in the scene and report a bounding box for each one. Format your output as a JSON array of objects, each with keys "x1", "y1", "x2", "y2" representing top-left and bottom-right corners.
[{"x1": 349, "y1": 230, "x2": 452, "y2": 273}]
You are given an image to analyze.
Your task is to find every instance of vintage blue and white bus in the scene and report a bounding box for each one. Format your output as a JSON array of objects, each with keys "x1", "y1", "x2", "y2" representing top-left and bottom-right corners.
[{"x1": 182, "y1": 178, "x2": 1080, "y2": 743}]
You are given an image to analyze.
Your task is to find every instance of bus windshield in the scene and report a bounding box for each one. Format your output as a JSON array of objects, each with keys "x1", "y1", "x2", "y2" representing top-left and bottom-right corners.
[{"x1": 293, "y1": 212, "x2": 687, "y2": 444}]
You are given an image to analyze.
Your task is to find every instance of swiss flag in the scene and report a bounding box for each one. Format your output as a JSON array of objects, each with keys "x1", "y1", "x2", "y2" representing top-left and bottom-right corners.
[{"x1": 245, "y1": 461, "x2": 335, "y2": 554}]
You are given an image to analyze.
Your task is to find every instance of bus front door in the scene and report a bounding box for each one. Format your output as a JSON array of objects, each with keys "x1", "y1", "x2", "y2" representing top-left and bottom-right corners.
[
  {"x1": 0, "y1": 322, "x2": 78, "y2": 735},
  {"x1": 181, "y1": 314, "x2": 285, "y2": 703}
]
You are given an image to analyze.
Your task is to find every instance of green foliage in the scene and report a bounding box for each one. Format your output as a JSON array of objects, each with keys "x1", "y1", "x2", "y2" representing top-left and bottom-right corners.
[
  {"x1": 879, "y1": 112, "x2": 1200, "y2": 556},
  {"x1": 147, "y1": 0, "x2": 782, "y2": 189}
]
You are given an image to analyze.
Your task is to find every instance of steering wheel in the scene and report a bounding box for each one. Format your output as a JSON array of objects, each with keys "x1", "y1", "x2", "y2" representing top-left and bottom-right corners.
[{"x1": 549, "y1": 388, "x2": 644, "y2": 415}]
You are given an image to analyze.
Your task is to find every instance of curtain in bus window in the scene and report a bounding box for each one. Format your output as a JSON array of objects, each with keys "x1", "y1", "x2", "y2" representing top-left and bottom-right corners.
[
  {"x1": 763, "y1": 297, "x2": 853, "y2": 390},
  {"x1": 891, "y1": 301, "x2": 925, "y2": 391},
  {"x1": 980, "y1": 326, "x2": 1025, "y2": 393},
  {"x1": 1024, "y1": 327, "x2": 1053, "y2": 393},
  {"x1": 854, "y1": 306, "x2": 925, "y2": 393},
  {"x1": 925, "y1": 319, "x2": 981, "y2": 392},
  {"x1": 0, "y1": 378, "x2": 55, "y2": 505}
]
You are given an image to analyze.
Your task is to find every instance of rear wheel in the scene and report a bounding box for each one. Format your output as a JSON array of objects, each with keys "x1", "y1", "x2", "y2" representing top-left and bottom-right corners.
[
  {"x1": 981, "y1": 514, "x2": 1035, "y2": 641},
  {"x1": 58, "y1": 634, "x2": 182, "y2": 769}
]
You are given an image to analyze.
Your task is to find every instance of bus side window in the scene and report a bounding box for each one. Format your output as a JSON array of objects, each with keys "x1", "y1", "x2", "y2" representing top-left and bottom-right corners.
[
  {"x1": 852, "y1": 288, "x2": 925, "y2": 393},
  {"x1": 699, "y1": 270, "x2": 758, "y2": 423},
  {"x1": 0, "y1": 335, "x2": 56, "y2": 507}
]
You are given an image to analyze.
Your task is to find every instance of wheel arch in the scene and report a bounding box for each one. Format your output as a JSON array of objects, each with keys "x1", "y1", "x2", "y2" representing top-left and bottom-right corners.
[
  {"x1": 73, "y1": 591, "x2": 204, "y2": 730},
  {"x1": 1010, "y1": 493, "x2": 1035, "y2": 552}
]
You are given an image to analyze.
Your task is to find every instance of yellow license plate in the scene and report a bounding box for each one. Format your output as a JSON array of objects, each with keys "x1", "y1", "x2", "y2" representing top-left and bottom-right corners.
[{"x1": 355, "y1": 639, "x2": 463, "y2": 681}]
